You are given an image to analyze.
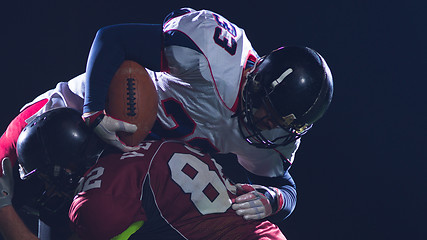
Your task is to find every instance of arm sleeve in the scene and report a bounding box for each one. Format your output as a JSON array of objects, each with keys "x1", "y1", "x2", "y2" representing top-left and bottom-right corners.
[
  {"x1": 83, "y1": 23, "x2": 163, "y2": 114},
  {"x1": 69, "y1": 191, "x2": 146, "y2": 240},
  {"x1": 0, "y1": 99, "x2": 48, "y2": 172}
]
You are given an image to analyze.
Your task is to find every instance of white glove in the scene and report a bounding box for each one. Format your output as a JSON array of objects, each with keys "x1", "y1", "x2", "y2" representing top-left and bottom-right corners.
[
  {"x1": 232, "y1": 183, "x2": 282, "y2": 220},
  {"x1": 84, "y1": 111, "x2": 140, "y2": 152},
  {"x1": 0, "y1": 158, "x2": 14, "y2": 209}
]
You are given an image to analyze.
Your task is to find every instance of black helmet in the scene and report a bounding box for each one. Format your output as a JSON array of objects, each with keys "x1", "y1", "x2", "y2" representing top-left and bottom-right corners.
[
  {"x1": 16, "y1": 107, "x2": 104, "y2": 219},
  {"x1": 239, "y1": 46, "x2": 334, "y2": 148}
]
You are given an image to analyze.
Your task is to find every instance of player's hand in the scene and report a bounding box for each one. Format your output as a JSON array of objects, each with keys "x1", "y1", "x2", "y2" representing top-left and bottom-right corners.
[
  {"x1": 83, "y1": 111, "x2": 140, "y2": 152},
  {"x1": 232, "y1": 183, "x2": 283, "y2": 220},
  {"x1": 0, "y1": 158, "x2": 14, "y2": 209}
]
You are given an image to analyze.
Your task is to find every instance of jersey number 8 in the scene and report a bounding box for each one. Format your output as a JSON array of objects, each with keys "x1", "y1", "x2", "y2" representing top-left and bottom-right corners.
[{"x1": 169, "y1": 153, "x2": 232, "y2": 215}]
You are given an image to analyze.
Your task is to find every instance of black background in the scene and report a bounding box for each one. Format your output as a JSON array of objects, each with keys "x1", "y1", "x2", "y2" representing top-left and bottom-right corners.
[{"x1": 1, "y1": 1, "x2": 426, "y2": 239}]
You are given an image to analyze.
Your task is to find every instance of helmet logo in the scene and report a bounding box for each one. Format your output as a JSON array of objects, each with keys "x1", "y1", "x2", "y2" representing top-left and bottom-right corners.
[{"x1": 271, "y1": 68, "x2": 293, "y2": 88}]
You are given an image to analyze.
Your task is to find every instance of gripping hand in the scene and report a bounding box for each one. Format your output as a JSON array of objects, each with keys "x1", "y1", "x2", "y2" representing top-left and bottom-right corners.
[
  {"x1": 0, "y1": 158, "x2": 14, "y2": 209},
  {"x1": 83, "y1": 111, "x2": 140, "y2": 152},
  {"x1": 232, "y1": 183, "x2": 284, "y2": 220}
]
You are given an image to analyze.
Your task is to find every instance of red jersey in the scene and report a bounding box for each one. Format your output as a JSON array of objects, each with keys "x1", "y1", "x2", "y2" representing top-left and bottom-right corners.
[
  {"x1": 0, "y1": 99, "x2": 48, "y2": 171},
  {"x1": 69, "y1": 140, "x2": 286, "y2": 240}
]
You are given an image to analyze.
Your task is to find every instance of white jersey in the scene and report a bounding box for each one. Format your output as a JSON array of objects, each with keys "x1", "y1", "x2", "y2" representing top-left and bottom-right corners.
[
  {"x1": 153, "y1": 9, "x2": 300, "y2": 177},
  {"x1": 22, "y1": 9, "x2": 300, "y2": 177},
  {"x1": 20, "y1": 74, "x2": 86, "y2": 124}
]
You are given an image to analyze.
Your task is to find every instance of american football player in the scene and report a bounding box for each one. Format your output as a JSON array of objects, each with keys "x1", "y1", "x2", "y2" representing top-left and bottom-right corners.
[
  {"x1": 82, "y1": 8, "x2": 333, "y2": 222},
  {"x1": 0, "y1": 108, "x2": 104, "y2": 239},
  {"x1": 0, "y1": 8, "x2": 333, "y2": 225},
  {"x1": 1, "y1": 108, "x2": 288, "y2": 240}
]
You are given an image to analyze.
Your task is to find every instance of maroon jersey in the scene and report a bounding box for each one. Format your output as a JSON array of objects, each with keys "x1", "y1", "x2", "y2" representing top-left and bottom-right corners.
[{"x1": 69, "y1": 140, "x2": 286, "y2": 240}]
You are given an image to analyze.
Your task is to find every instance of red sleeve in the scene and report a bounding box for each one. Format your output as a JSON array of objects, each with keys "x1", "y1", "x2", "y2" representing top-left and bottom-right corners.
[
  {"x1": 68, "y1": 154, "x2": 148, "y2": 240},
  {"x1": 0, "y1": 99, "x2": 47, "y2": 174},
  {"x1": 69, "y1": 191, "x2": 146, "y2": 240}
]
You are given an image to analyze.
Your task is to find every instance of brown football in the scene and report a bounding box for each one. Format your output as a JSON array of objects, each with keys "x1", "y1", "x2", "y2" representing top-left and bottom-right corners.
[{"x1": 105, "y1": 60, "x2": 158, "y2": 146}]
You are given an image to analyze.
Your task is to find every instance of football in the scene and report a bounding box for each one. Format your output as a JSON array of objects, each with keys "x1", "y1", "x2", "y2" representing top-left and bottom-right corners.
[{"x1": 105, "y1": 60, "x2": 158, "y2": 146}]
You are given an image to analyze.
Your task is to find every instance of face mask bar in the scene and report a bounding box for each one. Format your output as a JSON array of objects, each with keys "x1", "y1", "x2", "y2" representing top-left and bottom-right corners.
[
  {"x1": 238, "y1": 63, "x2": 311, "y2": 149},
  {"x1": 18, "y1": 164, "x2": 82, "y2": 215}
]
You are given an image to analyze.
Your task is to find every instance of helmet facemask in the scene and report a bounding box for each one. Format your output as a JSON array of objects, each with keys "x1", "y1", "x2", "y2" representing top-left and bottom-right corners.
[
  {"x1": 238, "y1": 67, "x2": 310, "y2": 149},
  {"x1": 237, "y1": 46, "x2": 333, "y2": 149},
  {"x1": 18, "y1": 160, "x2": 84, "y2": 216},
  {"x1": 16, "y1": 108, "x2": 105, "y2": 225}
]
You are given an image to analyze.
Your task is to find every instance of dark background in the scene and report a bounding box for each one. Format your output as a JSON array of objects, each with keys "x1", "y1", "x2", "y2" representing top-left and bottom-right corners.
[{"x1": 1, "y1": 1, "x2": 426, "y2": 239}]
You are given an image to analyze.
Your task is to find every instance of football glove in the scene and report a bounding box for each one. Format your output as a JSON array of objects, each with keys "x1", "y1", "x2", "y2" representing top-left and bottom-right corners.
[
  {"x1": 232, "y1": 183, "x2": 285, "y2": 220},
  {"x1": 0, "y1": 158, "x2": 14, "y2": 209},
  {"x1": 83, "y1": 111, "x2": 140, "y2": 152}
]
